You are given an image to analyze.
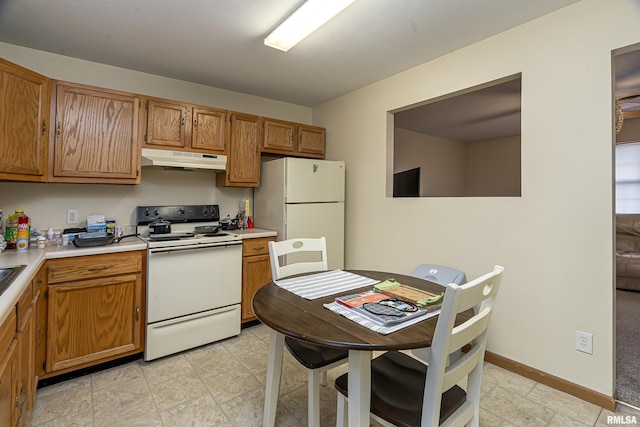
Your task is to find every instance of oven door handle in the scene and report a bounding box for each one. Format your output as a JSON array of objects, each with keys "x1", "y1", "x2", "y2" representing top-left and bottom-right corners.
[{"x1": 148, "y1": 241, "x2": 241, "y2": 254}]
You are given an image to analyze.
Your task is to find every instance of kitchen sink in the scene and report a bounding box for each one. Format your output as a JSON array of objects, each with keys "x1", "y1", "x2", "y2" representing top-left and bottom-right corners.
[{"x1": 0, "y1": 265, "x2": 26, "y2": 298}]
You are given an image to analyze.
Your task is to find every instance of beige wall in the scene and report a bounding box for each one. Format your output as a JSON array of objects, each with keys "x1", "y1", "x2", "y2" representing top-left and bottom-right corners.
[
  {"x1": 0, "y1": 42, "x2": 312, "y2": 122},
  {"x1": 315, "y1": 0, "x2": 640, "y2": 397},
  {"x1": 0, "y1": 43, "x2": 314, "y2": 232}
]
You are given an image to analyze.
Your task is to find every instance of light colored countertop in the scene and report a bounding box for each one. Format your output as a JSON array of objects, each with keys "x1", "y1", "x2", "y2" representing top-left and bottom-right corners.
[
  {"x1": 234, "y1": 228, "x2": 277, "y2": 239},
  {"x1": 0, "y1": 229, "x2": 278, "y2": 325},
  {"x1": 0, "y1": 238, "x2": 147, "y2": 325}
]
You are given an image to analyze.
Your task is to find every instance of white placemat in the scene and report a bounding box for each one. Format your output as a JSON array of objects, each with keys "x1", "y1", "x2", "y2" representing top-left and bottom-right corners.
[
  {"x1": 274, "y1": 269, "x2": 379, "y2": 300},
  {"x1": 323, "y1": 302, "x2": 440, "y2": 335}
]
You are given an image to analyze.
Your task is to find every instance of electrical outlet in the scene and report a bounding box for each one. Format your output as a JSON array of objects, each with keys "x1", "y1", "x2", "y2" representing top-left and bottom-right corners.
[
  {"x1": 67, "y1": 209, "x2": 79, "y2": 225},
  {"x1": 576, "y1": 330, "x2": 593, "y2": 354}
]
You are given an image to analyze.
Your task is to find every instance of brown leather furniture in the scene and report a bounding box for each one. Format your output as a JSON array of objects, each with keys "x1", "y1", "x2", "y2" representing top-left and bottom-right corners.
[{"x1": 616, "y1": 214, "x2": 640, "y2": 291}]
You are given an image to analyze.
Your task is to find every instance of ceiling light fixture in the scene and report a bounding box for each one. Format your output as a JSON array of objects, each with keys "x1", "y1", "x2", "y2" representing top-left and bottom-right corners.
[{"x1": 264, "y1": 0, "x2": 356, "y2": 52}]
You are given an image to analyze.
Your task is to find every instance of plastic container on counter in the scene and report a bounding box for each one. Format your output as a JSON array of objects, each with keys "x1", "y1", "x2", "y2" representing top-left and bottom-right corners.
[
  {"x1": 5, "y1": 209, "x2": 29, "y2": 250},
  {"x1": 15, "y1": 210, "x2": 30, "y2": 252}
]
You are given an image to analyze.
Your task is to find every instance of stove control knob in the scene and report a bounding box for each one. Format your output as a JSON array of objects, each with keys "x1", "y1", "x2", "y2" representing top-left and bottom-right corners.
[
  {"x1": 153, "y1": 209, "x2": 159, "y2": 216},
  {"x1": 178, "y1": 208, "x2": 185, "y2": 215},
  {"x1": 201, "y1": 207, "x2": 208, "y2": 215},
  {"x1": 143, "y1": 208, "x2": 150, "y2": 217}
]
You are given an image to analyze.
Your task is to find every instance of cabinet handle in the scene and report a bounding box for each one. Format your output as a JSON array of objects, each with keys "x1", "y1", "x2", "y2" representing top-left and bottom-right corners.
[
  {"x1": 41, "y1": 119, "x2": 46, "y2": 136},
  {"x1": 181, "y1": 116, "x2": 185, "y2": 127},
  {"x1": 194, "y1": 118, "x2": 198, "y2": 130},
  {"x1": 37, "y1": 327, "x2": 44, "y2": 345},
  {"x1": 15, "y1": 384, "x2": 25, "y2": 425},
  {"x1": 88, "y1": 265, "x2": 112, "y2": 272},
  {"x1": 35, "y1": 279, "x2": 42, "y2": 287},
  {"x1": 252, "y1": 246, "x2": 265, "y2": 251},
  {"x1": 56, "y1": 122, "x2": 61, "y2": 138},
  {"x1": 18, "y1": 383, "x2": 26, "y2": 407},
  {"x1": 135, "y1": 304, "x2": 140, "y2": 321}
]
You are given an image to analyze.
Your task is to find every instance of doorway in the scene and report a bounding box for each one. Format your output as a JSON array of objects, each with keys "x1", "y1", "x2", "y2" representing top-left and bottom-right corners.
[{"x1": 614, "y1": 45, "x2": 640, "y2": 409}]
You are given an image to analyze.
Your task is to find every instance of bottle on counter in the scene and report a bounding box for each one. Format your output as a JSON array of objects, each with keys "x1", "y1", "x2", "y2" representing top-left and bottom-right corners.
[
  {"x1": 5, "y1": 210, "x2": 20, "y2": 250},
  {"x1": 16, "y1": 210, "x2": 30, "y2": 252}
]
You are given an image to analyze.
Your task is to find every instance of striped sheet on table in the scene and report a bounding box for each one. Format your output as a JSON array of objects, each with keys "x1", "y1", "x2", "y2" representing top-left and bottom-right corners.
[
  {"x1": 274, "y1": 269, "x2": 379, "y2": 300},
  {"x1": 324, "y1": 301, "x2": 440, "y2": 335}
]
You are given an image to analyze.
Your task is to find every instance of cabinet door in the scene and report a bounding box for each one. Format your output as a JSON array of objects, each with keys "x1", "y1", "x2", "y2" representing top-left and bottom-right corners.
[
  {"x1": 262, "y1": 119, "x2": 295, "y2": 153},
  {"x1": 241, "y1": 254, "x2": 272, "y2": 322},
  {"x1": 192, "y1": 107, "x2": 227, "y2": 152},
  {"x1": 16, "y1": 302, "x2": 35, "y2": 426},
  {"x1": 298, "y1": 124, "x2": 326, "y2": 158},
  {"x1": 52, "y1": 82, "x2": 141, "y2": 183},
  {"x1": 47, "y1": 274, "x2": 142, "y2": 372},
  {"x1": 0, "y1": 58, "x2": 50, "y2": 182},
  {"x1": 218, "y1": 112, "x2": 261, "y2": 187},
  {"x1": 33, "y1": 269, "x2": 47, "y2": 380},
  {"x1": 146, "y1": 99, "x2": 188, "y2": 149},
  {"x1": 0, "y1": 308, "x2": 17, "y2": 427},
  {"x1": 0, "y1": 341, "x2": 17, "y2": 427}
]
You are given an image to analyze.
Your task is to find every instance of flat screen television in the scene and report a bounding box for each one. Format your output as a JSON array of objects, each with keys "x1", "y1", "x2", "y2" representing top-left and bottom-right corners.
[{"x1": 393, "y1": 167, "x2": 420, "y2": 197}]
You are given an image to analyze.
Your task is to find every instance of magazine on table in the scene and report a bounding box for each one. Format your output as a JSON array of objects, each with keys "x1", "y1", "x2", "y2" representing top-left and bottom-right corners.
[{"x1": 335, "y1": 291, "x2": 432, "y2": 326}]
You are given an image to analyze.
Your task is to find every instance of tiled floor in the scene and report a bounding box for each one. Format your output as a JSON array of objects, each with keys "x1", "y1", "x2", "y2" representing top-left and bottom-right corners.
[{"x1": 31, "y1": 323, "x2": 639, "y2": 426}]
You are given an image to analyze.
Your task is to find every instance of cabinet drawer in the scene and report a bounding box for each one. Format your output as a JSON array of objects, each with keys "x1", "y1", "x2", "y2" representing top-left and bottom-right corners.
[
  {"x1": 242, "y1": 237, "x2": 274, "y2": 257},
  {"x1": 47, "y1": 251, "x2": 143, "y2": 284}
]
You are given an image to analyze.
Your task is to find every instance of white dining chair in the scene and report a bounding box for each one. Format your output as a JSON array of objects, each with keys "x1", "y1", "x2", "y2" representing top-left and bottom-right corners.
[
  {"x1": 267, "y1": 237, "x2": 349, "y2": 427},
  {"x1": 410, "y1": 263, "x2": 467, "y2": 364},
  {"x1": 335, "y1": 265, "x2": 504, "y2": 427}
]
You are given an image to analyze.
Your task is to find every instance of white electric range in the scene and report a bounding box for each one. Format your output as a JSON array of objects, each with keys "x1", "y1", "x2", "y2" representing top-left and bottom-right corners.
[{"x1": 137, "y1": 205, "x2": 242, "y2": 361}]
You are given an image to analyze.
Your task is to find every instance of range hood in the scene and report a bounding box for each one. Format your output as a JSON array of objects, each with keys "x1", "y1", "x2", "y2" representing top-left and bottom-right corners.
[{"x1": 141, "y1": 148, "x2": 226, "y2": 171}]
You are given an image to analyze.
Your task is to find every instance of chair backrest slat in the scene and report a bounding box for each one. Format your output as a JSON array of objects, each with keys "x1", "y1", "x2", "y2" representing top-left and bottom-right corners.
[{"x1": 269, "y1": 237, "x2": 328, "y2": 280}]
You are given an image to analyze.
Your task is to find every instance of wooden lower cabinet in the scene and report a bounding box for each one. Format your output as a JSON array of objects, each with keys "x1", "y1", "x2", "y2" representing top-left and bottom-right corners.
[
  {"x1": 241, "y1": 237, "x2": 275, "y2": 322},
  {"x1": 33, "y1": 268, "x2": 47, "y2": 382},
  {"x1": 0, "y1": 310, "x2": 17, "y2": 427},
  {"x1": 16, "y1": 285, "x2": 36, "y2": 427},
  {"x1": 44, "y1": 251, "x2": 145, "y2": 376}
]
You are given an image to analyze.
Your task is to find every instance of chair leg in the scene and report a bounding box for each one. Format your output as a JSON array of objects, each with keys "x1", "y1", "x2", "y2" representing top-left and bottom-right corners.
[
  {"x1": 308, "y1": 369, "x2": 321, "y2": 427},
  {"x1": 320, "y1": 369, "x2": 328, "y2": 386},
  {"x1": 336, "y1": 393, "x2": 347, "y2": 427}
]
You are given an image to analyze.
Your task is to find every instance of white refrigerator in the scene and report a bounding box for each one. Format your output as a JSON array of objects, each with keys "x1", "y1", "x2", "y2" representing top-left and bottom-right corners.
[{"x1": 254, "y1": 157, "x2": 345, "y2": 269}]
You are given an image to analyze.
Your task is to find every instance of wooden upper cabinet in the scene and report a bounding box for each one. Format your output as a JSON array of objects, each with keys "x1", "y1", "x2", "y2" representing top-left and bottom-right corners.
[
  {"x1": 51, "y1": 82, "x2": 141, "y2": 184},
  {"x1": 0, "y1": 59, "x2": 51, "y2": 182},
  {"x1": 298, "y1": 124, "x2": 326, "y2": 158},
  {"x1": 262, "y1": 118, "x2": 296, "y2": 153},
  {"x1": 144, "y1": 98, "x2": 227, "y2": 154},
  {"x1": 261, "y1": 119, "x2": 326, "y2": 159},
  {"x1": 146, "y1": 99, "x2": 188, "y2": 148},
  {"x1": 192, "y1": 107, "x2": 227, "y2": 152},
  {"x1": 217, "y1": 112, "x2": 261, "y2": 187}
]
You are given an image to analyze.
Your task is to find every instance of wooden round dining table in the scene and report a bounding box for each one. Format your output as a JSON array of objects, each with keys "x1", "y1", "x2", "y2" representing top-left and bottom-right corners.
[{"x1": 252, "y1": 269, "x2": 473, "y2": 427}]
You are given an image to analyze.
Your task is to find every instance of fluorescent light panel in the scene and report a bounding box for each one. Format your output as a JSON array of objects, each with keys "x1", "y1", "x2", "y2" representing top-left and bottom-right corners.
[{"x1": 265, "y1": 0, "x2": 355, "y2": 52}]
